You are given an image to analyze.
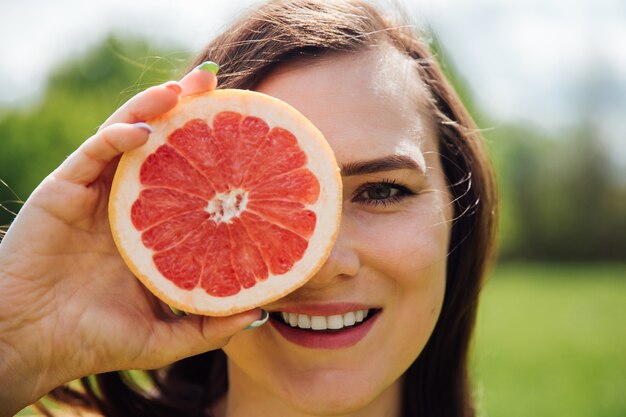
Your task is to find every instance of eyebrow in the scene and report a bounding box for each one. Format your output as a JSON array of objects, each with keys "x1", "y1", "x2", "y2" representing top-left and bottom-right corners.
[{"x1": 340, "y1": 155, "x2": 425, "y2": 177}]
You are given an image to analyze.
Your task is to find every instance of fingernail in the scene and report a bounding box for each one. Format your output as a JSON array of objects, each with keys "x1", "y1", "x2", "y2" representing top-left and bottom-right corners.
[
  {"x1": 163, "y1": 80, "x2": 183, "y2": 94},
  {"x1": 244, "y1": 309, "x2": 269, "y2": 330},
  {"x1": 195, "y1": 61, "x2": 220, "y2": 75},
  {"x1": 168, "y1": 304, "x2": 187, "y2": 317},
  {"x1": 133, "y1": 122, "x2": 153, "y2": 134}
]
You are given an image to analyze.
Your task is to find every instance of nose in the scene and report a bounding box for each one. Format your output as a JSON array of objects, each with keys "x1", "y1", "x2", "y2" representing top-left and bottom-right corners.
[{"x1": 306, "y1": 216, "x2": 360, "y2": 287}]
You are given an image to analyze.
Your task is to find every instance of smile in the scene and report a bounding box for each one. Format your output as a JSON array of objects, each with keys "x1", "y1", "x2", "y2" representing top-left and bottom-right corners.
[
  {"x1": 274, "y1": 309, "x2": 373, "y2": 331},
  {"x1": 268, "y1": 307, "x2": 382, "y2": 349}
]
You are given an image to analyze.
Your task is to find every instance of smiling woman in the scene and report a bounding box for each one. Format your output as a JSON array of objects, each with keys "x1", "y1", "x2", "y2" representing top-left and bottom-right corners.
[
  {"x1": 0, "y1": 1, "x2": 497, "y2": 417},
  {"x1": 236, "y1": 49, "x2": 454, "y2": 412}
]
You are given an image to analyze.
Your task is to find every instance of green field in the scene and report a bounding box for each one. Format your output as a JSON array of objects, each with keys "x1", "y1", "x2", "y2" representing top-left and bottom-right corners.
[
  {"x1": 19, "y1": 263, "x2": 626, "y2": 416},
  {"x1": 473, "y1": 263, "x2": 626, "y2": 417}
]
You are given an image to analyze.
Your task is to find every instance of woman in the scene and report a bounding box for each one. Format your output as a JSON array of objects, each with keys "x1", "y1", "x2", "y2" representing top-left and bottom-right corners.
[{"x1": 0, "y1": 0, "x2": 497, "y2": 416}]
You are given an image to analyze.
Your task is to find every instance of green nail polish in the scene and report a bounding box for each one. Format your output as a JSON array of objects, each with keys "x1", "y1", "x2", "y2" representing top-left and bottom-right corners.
[
  {"x1": 245, "y1": 310, "x2": 269, "y2": 330},
  {"x1": 168, "y1": 304, "x2": 187, "y2": 317},
  {"x1": 196, "y1": 61, "x2": 220, "y2": 75}
]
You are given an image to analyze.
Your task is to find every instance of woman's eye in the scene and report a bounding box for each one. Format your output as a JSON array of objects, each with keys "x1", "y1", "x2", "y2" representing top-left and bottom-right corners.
[
  {"x1": 362, "y1": 184, "x2": 397, "y2": 200},
  {"x1": 352, "y1": 181, "x2": 413, "y2": 206}
]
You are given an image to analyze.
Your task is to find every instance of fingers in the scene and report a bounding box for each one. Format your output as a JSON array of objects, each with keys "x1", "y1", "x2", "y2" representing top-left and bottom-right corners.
[
  {"x1": 180, "y1": 65, "x2": 218, "y2": 97},
  {"x1": 54, "y1": 62, "x2": 220, "y2": 186},
  {"x1": 101, "y1": 62, "x2": 219, "y2": 129},
  {"x1": 54, "y1": 122, "x2": 152, "y2": 185},
  {"x1": 143, "y1": 309, "x2": 268, "y2": 366},
  {"x1": 100, "y1": 82, "x2": 183, "y2": 129}
]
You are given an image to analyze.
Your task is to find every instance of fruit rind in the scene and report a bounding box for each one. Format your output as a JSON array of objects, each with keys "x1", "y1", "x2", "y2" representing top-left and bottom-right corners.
[{"x1": 109, "y1": 89, "x2": 342, "y2": 316}]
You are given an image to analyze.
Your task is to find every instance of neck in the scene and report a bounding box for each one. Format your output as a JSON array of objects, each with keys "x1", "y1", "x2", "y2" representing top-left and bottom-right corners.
[{"x1": 211, "y1": 359, "x2": 402, "y2": 417}]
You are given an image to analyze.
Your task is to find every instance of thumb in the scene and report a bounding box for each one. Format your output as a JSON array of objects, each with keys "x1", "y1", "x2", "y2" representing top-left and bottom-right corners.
[{"x1": 139, "y1": 309, "x2": 268, "y2": 368}]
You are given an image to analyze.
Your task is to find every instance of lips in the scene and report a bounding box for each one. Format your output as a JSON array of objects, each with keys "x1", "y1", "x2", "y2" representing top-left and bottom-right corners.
[{"x1": 267, "y1": 305, "x2": 381, "y2": 349}]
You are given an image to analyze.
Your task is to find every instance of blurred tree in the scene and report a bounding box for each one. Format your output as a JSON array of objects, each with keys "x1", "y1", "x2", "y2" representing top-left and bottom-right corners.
[
  {"x1": 431, "y1": 36, "x2": 626, "y2": 261},
  {"x1": 0, "y1": 35, "x2": 190, "y2": 227},
  {"x1": 485, "y1": 121, "x2": 626, "y2": 261}
]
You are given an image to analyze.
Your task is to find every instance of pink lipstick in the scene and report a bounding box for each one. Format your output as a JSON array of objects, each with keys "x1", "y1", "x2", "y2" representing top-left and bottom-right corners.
[{"x1": 268, "y1": 305, "x2": 381, "y2": 349}]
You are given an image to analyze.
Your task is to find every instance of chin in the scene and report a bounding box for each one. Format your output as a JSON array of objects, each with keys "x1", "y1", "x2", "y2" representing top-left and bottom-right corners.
[
  {"x1": 276, "y1": 369, "x2": 394, "y2": 416},
  {"x1": 285, "y1": 389, "x2": 376, "y2": 416}
]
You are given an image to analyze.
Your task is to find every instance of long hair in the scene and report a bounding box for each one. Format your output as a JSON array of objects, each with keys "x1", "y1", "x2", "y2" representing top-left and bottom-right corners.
[{"x1": 48, "y1": 1, "x2": 498, "y2": 416}]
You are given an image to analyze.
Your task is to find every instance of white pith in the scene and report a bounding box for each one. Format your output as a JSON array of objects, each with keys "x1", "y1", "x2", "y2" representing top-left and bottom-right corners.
[
  {"x1": 278, "y1": 309, "x2": 371, "y2": 330},
  {"x1": 109, "y1": 89, "x2": 342, "y2": 316},
  {"x1": 206, "y1": 189, "x2": 248, "y2": 223}
]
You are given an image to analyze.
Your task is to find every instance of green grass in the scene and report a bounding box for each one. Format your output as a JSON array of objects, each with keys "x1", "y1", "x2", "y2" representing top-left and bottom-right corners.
[
  {"x1": 473, "y1": 263, "x2": 626, "y2": 417},
  {"x1": 19, "y1": 263, "x2": 625, "y2": 416}
]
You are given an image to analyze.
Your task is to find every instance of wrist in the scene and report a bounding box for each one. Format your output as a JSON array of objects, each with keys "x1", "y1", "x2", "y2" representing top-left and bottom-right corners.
[
  {"x1": 0, "y1": 274, "x2": 67, "y2": 416},
  {"x1": 0, "y1": 337, "x2": 57, "y2": 416}
]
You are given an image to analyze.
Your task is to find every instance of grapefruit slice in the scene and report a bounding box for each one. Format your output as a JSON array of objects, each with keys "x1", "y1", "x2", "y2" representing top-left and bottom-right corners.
[{"x1": 109, "y1": 90, "x2": 342, "y2": 316}]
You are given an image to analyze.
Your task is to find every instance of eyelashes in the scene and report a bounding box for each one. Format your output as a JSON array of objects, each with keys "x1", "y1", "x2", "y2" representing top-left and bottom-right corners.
[{"x1": 351, "y1": 179, "x2": 416, "y2": 207}]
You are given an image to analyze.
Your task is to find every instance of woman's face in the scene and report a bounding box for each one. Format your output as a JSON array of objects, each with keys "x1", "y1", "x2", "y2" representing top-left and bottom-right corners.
[{"x1": 221, "y1": 46, "x2": 453, "y2": 415}]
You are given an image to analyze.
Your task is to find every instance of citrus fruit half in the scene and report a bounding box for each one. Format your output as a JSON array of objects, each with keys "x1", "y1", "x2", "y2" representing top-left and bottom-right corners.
[{"x1": 109, "y1": 89, "x2": 341, "y2": 316}]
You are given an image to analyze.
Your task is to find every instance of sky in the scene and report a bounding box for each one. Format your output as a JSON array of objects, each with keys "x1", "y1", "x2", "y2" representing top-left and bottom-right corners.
[{"x1": 1, "y1": 0, "x2": 625, "y2": 162}]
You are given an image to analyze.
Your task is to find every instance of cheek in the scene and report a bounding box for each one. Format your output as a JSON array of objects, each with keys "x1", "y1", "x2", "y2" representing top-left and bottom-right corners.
[
  {"x1": 352, "y1": 197, "x2": 451, "y2": 283},
  {"x1": 350, "y1": 198, "x2": 450, "y2": 345}
]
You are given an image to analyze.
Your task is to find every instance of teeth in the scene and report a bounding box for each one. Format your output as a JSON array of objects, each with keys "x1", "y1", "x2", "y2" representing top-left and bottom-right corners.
[
  {"x1": 311, "y1": 316, "x2": 327, "y2": 330},
  {"x1": 278, "y1": 309, "x2": 372, "y2": 331},
  {"x1": 343, "y1": 311, "x2": 356, "y2": 326},
  {"x1": 297, "y1": 314, "x2": 311, "y2": 329},
  {"x1": 327, "y1": 315, "x2": 343, "y2": 330},
  {"x1": 355, "y1": 310, "x2": 364, "y2": 322}
]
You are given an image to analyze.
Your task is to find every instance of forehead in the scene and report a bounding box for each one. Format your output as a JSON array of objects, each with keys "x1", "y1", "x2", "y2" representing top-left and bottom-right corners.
[{"x1": 255, "y1": 45, "x2": 437, "y2": 168}]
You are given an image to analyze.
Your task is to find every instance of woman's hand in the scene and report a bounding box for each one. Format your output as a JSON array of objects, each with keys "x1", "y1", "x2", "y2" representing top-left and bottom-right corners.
[{"x1": 0, "y1": 65, "x2": 263, "y2": 415}]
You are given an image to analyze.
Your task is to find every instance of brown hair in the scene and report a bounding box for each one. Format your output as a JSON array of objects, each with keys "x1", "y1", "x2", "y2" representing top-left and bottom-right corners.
[{"x1": 47, "y1": 1, "x2": 498, "y2": 416}]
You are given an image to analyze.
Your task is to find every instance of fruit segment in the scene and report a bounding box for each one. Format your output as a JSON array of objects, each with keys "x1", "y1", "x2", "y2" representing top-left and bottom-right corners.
[
  {"x1": 242, "y1": 127, "x2": 307, "y2": 187},
  {"x1": 212, "y1": 111, "x2": 242, "y2": 190},
  {"x1": 142, "y1": 210, "x2": 210, "y2": 251},
  {"x1": 200, "y1": 223, "x2": 240, "y2": 297},
  {"x1": 131, "y1": 188, "x2": 206, "y2": 230},
  {"x1": 235, "y1": 116, "x2": 270, "y2": 186},
  {"x1": 139, "y1": 144, "x2": 216, "y2": 199},
  {"x1": 228, "y1": 218, "x2": 269, "y2": 287},
  {"x1": 152, "y1": 221, "x2": 216, "y2": 291},
  {"x1": 247, "y1": 200, "x2": 316, "y2": 238},
  {"x1": 248, "y1": 168, "x2": 320, "y2": 204},
  {"x1": 168, "y1": 119, "x2": 227, "y2": 191},
  {"x1": 239, "y1": 212, "x2": 308, "y2": 275}
]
